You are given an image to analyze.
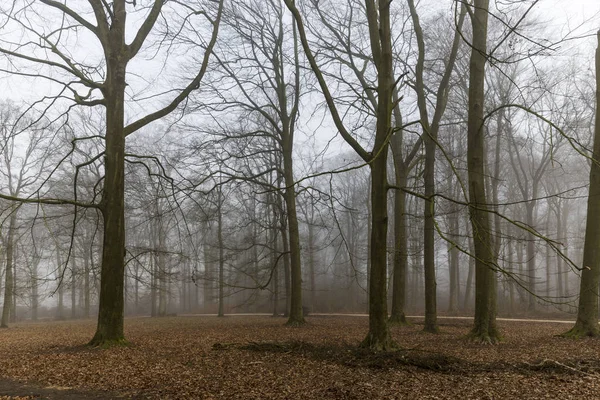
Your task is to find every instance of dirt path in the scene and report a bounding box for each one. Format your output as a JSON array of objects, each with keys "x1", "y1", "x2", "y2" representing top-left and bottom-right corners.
[{"x1": 178, "y1": 312, "x2": 579, "y2": 324}]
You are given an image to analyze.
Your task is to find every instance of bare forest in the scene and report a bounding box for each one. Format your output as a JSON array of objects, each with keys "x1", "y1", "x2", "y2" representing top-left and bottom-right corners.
[{"x1": 0, "y1": 0, "x2": 600, "y2": 398}]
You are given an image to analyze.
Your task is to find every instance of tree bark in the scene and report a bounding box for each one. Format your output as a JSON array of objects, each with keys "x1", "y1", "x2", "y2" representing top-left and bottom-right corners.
[
  {"x1": 89, "y1": 8, "x2": 128, "y2": 344},
  {"x1": 217, "y1": 186, "x2": 225, "y2": 317},
  {"x1": 1, "y1": 213, "x2": 16, "y2": 327},
  {"x1": 447, "y1": 205, "x2": 460, "y2": 314},
  {"x1": 564, "y1": 31, "x2": 600, "y2": 338},
  {"x1": 389, "y1": 162, "x2": 408, "y2": 325},
  {"x1": 466, "y1": 0, "x2": 499, "y2": 343}
]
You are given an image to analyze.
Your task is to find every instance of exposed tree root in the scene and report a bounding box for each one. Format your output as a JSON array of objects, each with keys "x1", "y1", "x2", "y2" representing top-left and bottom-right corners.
[
  {"x1": 359, "y1": 332, "x2": 398, "y2": 352},
  {"x1": 423, "y1": 324, "x2": 439, "y2": 334},
  {"x1": 88, "y1": 336, "x2": 129, "y2": 349},
  {"x1": 388, "y1": 314, "x2": 410, "y2": 326},
  {"x1": 467, "y1": 327, "x2": 501, "y2": 345},
  {"x1": 561, "y1": 325, "x2": 600, "y2": 339},
  {"x1": 285, "y1": 317, "x2": 306, "y2": 327}
]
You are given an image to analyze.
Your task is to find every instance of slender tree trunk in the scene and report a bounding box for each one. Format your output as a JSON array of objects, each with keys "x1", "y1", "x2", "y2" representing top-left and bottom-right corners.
[
  {"x1": 280, "y1": 223, "x2": 291, "y2": 318},
  {"x1": 217, "y1": 187, "x2": 225, "y2": 317},
  {"x1": 271, "y1": 218, "x2": 279, "y2": 317},
  {"x1": 555, "y1": 203, "x2": 564, "y2": 301},
  {"x1": 71, "y1": 258, "x2": 77, "y2": 319},
  {"x1": 467, "y1": 0, "x2": 499, "y2": 343},
  {"x1": 158, "y1": 220, "x2": 167, "y2": 317},
  {"x1": 565, "y1": 31, "x2": 600, "y2": 337},
  {"x1": 507, "y1": 236, "x2": 515, "y2": 315},
  {"x1": 202, "y1": 231, "x2": 212, "y2": 311},
  {"x1": 134, "y1": 263, "x2": 139, "y2": 314},
  {"x1": 150, "y1": 253, "x2": 157, "y2": 317},
  {"x1": 307, "y1": 221, "x2": 316, "y2": 312},
  {"x1": 463, "y1": 237, "x2": 475, "y2": 311},
  {"x1": 83, "y1": 240, "x2": 90, "y2": 318},
  {"x1": 562, "y1": 202, "x2": 570, "y2": 300},
  {"x1": 31, "y1": 255, "x2": 38, "y2": 322},
  {"x1": 447, "y1": 206, "x2": 460, "y2": 314},
  {"x1": 389, "y1": 163, "x2": 408, "y2": 325},
  {"x1": 366, "y1": 184, "x2": 371, "y2": 314},
  {"x1": 11, "y1": 245, "x2": 16, "y2": 324},
  {"x1": 56, "y1": 247, "x2": 64, "y2": 321},
  {"x1": 525, "y1": 203, "x2": 536, "y2": 312}
]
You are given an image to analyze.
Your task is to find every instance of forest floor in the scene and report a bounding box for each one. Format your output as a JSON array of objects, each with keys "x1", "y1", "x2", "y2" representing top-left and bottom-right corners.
[{"x1": 0, "y1": 315, "x2": 599, "y2": 399}]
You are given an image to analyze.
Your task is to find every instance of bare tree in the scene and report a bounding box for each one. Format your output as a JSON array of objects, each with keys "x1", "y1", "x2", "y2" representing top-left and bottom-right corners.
[
  {"x1": 466, "y1": 0, "x2": 499, "y2": 343},
  {"x1": 0, "y1": 1, "x2": 223, "y2": 345},
  {"x1": 564, "y1": 31, "x2": 600, "y2": 338}
]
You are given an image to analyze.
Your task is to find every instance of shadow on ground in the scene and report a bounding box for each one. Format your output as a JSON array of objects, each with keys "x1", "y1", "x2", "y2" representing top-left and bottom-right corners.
[{"x1": 216, "y1": 340, "x2": 600, "y2": 376}]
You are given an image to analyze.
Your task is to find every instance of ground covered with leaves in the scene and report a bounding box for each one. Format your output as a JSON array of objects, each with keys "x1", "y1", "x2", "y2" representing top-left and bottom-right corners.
[{"x1": 0, "y1": 315, "x2": 599, "y2": 399}]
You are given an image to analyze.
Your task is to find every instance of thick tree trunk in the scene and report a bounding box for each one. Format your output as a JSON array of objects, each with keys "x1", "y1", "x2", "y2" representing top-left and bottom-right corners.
[
  {"x1": 1, "y1": 213, "x2": 16, "y2": 328},
  {"x1": 358, "y1": 0, "x2": 396, "y2": 351},
  {"x1": 283, "y1": 146, "x2": 305, "y2": 324},
  {"x1": 564, "y1": 31, "x2": 600, "y2": 338},
  {"x1": 467, "y1": 0, "x2": 499, "y2": 343},
  {"x1": 423, "y1": 128, "x2": 437, "y2": 333},
  {"x1": 89, "y1": 52, "x2": 127, "y2": 345}
]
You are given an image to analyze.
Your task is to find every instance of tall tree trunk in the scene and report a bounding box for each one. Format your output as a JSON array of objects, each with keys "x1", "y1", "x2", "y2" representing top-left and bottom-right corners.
[
  {"x1": 307, "y1": 220, "x2": 316, "y2": 312},
  {"x1": 356, "y1": 0, "x2": 396, "y2": 351},
  {"x1": 134, "y1": 263, "x2": 139, "y2": 314},
  {"x1": 71, "y1": 258, "x2": 77, "y2": 319},
  {"x1": 158, "y1": 219, "x2": 167, "y2": 317},
  {"x1": 31, "y1": 253, "x2": 39, "y2": 322},
  {"x1": 202, "y1": 229, "x2": 213, "y2": 311},
  {"x1": 280, "y1": 223, "x2": 291, "y2": 318},
  {"x1": 564, "y1": 31, "x2": 600, "y2": 337},
  {"x1": 463, "y1": 237, "x2": 475, "y2": 311},
  {"x1": 1, "y1": 213, "x2": 16, "y2": 327},
  {"x1": 217, "y1": 187, "x2": 225, "y2": 317},
  {"x1": 467, "y1": 0, "x2": 499, "y2": 343},
  {"x1": 525, "y1": 203, "x2": 537, "y2": 312},
  {"x1": 562, "y1": 201, "x2": 570, "y2": 300},
  {"x1": 507, "y1": 235, "x2": 515, "y2": 315},
  {"x1": 83, "y1": 239, "x2": 90, "y2": 319},
  {"x1": 89, "y1": 16, "x2": 128, "y2": 344},
  {"x1": 366, "y1": 184, "x2": 371, "y2": 314},
  {"x1": 56, "y1": 247, "x2": 64, "y2": 321},
  {"x1": 11, "y1": 245, "x2": 16, "y2": 323},
  {"x1": 555, "y1": 202, "x2": 564, "y2": 302},
  {"x1": 389, "y1": 161, "x2": 408, "y2": 325},
  {"x1": 447, "y1": 205, "x2": 460, "y2": 314},
  {"x1": 271, "y1": 215, "x2": 279, "y2": 317},
  {"x1": 150, "y1": 253, "x2": 157, "y2": 317}
]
